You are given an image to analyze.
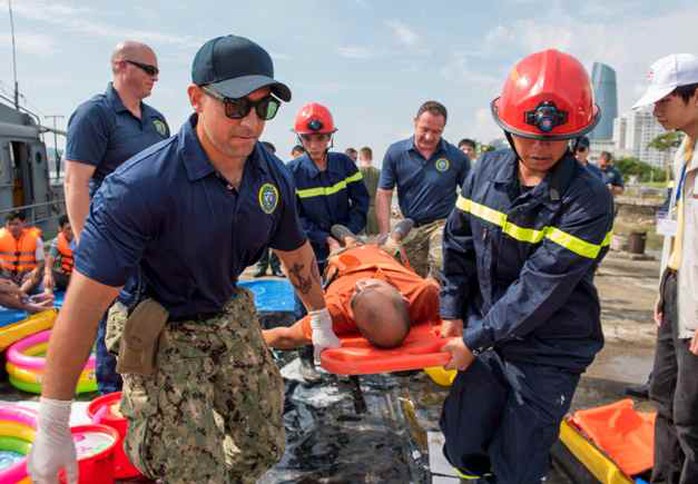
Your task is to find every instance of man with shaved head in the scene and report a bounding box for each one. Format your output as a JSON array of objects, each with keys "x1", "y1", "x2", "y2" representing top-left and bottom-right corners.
[
  {"x1": 263, "y1": 220, "x2": 439, "y2": 354},
  {"x1": 64, "y1": 40, "x2": 169, "y2": 394}
]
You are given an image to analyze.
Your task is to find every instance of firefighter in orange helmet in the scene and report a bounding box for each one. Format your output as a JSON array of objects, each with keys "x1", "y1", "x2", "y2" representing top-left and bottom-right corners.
[{"x1": 439, "y1": 49, "x2": 614, "y2": 482}]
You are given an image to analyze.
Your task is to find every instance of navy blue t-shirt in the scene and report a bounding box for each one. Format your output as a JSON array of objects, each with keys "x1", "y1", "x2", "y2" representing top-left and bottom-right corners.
[
  {"x1": 75, "y1": 115, "x2": 306, "y2": 318},
  {"x1": 379, "y1": 137, "x2": 470, "y2": 224},
  {"x1": 65, "y1": 83, "x2": 169, "y2": 194}
]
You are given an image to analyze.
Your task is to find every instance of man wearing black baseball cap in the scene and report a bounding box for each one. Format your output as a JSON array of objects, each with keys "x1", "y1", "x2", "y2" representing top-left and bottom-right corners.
[
  {"x1": 574, "y1": 135, "x2": 603, "y2": 180},
  {"x1": 29, "y1": 35, "x2": 335, "y2": 483}
]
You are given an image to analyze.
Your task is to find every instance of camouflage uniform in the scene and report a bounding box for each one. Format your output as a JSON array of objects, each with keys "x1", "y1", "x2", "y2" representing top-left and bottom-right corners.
[
  {"x1": 400, "y1": 219, "x2": 445, "y2": 279},
  {"x1": 106, "y1": 287, "x2": 285, "y2": 483}
]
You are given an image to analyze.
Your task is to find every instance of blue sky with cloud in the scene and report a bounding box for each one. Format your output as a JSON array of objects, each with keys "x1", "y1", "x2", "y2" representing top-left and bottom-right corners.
[{"x1": 0, "y1": 0, "x2": 696, "y2": 162}]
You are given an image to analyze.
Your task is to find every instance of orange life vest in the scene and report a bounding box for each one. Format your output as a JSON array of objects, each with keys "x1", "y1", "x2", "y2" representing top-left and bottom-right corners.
[
  {"x1": 56, "y1": 232, "x2": 74, "y2": 275},
  {"x1": 0, "y1": 227, "x2": 41, "y2": 274}
]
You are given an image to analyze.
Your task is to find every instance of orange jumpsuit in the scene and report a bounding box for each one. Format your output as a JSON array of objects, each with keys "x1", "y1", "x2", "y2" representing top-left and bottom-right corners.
[{"x1": 300, "y1": 245, "x2": 439, "y2": 339}]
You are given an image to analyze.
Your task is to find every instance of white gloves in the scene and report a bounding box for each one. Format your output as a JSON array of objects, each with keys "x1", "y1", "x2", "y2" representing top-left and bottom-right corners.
[
  {"x1": 28, "y1": 397, "x2": 77, "y2": 484},
  {"x1": 309, "y1": 308, "x2": 341, "y2": 364}
]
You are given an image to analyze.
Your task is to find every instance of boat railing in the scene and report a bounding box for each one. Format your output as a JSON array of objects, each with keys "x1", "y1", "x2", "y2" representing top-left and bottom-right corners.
[{"x1": 0, "y1": 198, "x2": 66, "y2": 228}]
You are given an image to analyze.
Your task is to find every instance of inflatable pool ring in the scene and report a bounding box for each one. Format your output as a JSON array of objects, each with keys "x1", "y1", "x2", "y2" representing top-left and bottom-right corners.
[
  {"x1": 424, "y1": 366, "x2": 457, "y2": 387},
  {"x1": 53, "y1": 424, "x2": 119, "y2": 484},
  {"x1": 0, "y1": 309, "x2": 56, "y2": 351},
  {"x1": 6, "y1": 330, "x2": 97, "y2": 394},
  {"x1": 0, "y1": 405, "x2": 38, "y2": 484},
  {"x1": 320, "y1": 322, "x2": 450, "y2": 375},
  {"x1": 88, "y1": 392, "x2": 142, "y2": 479}
]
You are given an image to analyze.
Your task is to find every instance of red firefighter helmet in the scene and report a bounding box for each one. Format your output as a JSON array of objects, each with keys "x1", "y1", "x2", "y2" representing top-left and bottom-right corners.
[
  {"x1": 491, "y1": 49, "x2": 600, "y2": 140},
  {"x1": 293, "y1": 102, "x2": 337, "y2": 135}
]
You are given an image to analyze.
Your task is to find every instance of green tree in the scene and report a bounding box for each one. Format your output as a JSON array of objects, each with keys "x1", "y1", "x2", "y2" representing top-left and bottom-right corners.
[
  {"x1": 615, "y1": 156, "x2": 666, "y2": 183},
  {"x1": 648, "y1": 132, "x2": 684, "y2": 181}
]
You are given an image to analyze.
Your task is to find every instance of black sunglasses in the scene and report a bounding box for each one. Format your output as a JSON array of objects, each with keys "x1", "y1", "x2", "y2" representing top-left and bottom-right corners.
[
  {"x1": 202, "y1": 86, "x2": 281, "y2": 121},
  {"x1": 125, "y1": 60, "x2": 159, "y2": 77}
]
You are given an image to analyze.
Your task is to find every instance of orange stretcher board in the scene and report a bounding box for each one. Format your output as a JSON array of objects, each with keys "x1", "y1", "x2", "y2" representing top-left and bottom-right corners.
[
  {"x1": 569, "y1": 398, "x2": 655, "y2": 477},
  {"x1": 320, "y1": 322, "x2": 450, "y2": 375}
]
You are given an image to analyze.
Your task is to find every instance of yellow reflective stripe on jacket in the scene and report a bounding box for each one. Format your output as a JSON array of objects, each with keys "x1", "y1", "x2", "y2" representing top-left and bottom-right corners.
[
  {"x1": 456, "y1": 195, "x2": 611, "y2": 259},
  {"x1": 296, "y1": 171, "x2": 364, "y2": 199}
]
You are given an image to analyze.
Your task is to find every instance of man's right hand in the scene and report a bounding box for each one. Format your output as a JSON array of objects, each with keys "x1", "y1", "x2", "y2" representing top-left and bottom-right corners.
[
  {"x1": 441, "y1": 319, "x2": 463, "y2": 337},
  {"x1": 28, "y1": 398, "x2": 78, "y2": 484},
  {"x1": 309, "y1": 308, "x2": 341, "y2": 364},
  {"x1": 654, "y1": 297, "x2": 663, "y2": 327}
]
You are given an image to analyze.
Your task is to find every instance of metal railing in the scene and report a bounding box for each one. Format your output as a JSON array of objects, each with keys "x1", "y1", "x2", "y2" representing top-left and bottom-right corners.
[{"x1": 0, "y1": 198, "x2": 66, "y2": 235}]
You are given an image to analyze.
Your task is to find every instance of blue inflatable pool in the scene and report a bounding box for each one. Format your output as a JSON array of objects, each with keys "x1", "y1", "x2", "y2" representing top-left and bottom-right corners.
[
  {"x1": 238, "y1": 279, "x2": 294, "y2": 313},
  {"x1": 0, "y1": 309, "x2": 28, "y2": 328}
]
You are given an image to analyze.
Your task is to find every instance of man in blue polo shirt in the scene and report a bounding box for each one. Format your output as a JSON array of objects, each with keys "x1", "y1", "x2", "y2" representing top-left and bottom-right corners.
[
  {"x1": 375, "y1": 101, "x2": 470, "y2": 280},
  {"x1": 64, "y1": 40, "x2": 169, "y2": 395},
  {"x1": 29, "y1": 34, "x2": 337, "y2": 483},
  {"x1": 598, "y1": 151, "x2": 625, "y2": 196}
]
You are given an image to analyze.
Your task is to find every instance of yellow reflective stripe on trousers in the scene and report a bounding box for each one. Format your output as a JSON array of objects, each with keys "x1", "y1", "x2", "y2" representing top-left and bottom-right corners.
[
  {"x1": 456, "y1": 195, "x2": 611, "y2": 259},
  {"x1": 296, "y1": 171, "x2": 364, "y2": 199}
]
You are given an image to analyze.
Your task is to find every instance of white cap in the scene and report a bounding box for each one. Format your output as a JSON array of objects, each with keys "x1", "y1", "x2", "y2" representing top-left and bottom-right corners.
[{"x1": 632, "y1": 53, "x2": 698, "y2": 109}]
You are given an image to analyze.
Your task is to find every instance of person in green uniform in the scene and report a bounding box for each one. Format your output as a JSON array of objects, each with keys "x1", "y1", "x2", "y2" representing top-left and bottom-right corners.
[{"x1": 358, "y1": 146, "x2": 380, "y2": 235}]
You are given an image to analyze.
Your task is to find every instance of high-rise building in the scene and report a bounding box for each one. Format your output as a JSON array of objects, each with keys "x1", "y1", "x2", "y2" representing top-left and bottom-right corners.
[
  {"x1": 613, "y1": 108, "x2": 679, "y2": 167},
  {"x1": 589, "y1": 62, "x2": 618, "y2": 141}
]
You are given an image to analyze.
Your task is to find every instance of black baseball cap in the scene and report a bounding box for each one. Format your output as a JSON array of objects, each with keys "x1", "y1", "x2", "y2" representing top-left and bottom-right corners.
[
  {"x1": 192, "y1": 35, "x2": 291, "y2": 102},
  {"x1": 577, "y1": 136, "x2": 590, "y2": 149}
]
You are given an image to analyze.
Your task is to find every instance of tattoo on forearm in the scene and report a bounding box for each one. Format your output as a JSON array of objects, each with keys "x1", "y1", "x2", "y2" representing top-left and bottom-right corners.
[
  {"x1": 310, "y1": 258, "x2": 320, "y2": 284},
  {"x1": 288, "y1": 262, "x2": 313, "y2": 295}
]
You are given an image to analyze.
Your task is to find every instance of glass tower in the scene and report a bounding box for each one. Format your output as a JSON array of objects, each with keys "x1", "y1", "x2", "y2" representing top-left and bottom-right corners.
[{"x1": 589, "y1": 62, "x2": 618, "y2": 140}]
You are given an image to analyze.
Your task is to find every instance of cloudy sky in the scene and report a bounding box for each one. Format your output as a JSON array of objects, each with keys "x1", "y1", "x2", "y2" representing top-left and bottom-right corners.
[{"x1": 0, "y1": 0, "x2": 696, "y2": 162}]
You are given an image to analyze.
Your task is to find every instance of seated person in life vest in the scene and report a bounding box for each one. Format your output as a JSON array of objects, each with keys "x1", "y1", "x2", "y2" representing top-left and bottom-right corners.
[
  {"x1": 0, "y1": 211, "x2": 45, "y2": 295},
  {"x1": 43, "y1": 215, "x2": 74, "y2": 292},
  {"x1": 263, "y1": 219, "x2": 440, "y2": 356}
]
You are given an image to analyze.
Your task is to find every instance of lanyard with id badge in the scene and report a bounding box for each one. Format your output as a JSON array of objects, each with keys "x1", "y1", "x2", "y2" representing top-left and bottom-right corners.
[{"x1": 657, "y1": 163, "x2": 688, "y2": 238}]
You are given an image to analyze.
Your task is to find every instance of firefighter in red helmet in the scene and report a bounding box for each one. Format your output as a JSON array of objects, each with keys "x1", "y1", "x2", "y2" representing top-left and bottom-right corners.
[
  {"x1": 287, "y1": 102, "x2": 369, "y2": 380},
  {"x1": 288, "y1": 102, "x2": 369, "y2": 265},
  {"x1": 438, "y1": 49, "x2": 614, "y2": 482}
]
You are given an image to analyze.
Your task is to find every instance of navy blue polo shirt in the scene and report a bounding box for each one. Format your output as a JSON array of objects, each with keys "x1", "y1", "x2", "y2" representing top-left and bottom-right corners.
[
  {"x1": 600, "y1": 165, "x2": 624, "y2": 188},
  {"x1": 75, "y1": 114, "x2": 306, "y2": 319},
  {"x1": 65, "y1": 83, "x2": 170, "y2": 194},
  {"x1": 379, "y1": 137, "x2": 470, "y2": 224}
]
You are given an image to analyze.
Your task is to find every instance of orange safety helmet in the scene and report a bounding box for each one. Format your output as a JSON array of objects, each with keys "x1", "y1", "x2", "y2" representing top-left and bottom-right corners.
[
  {"x1": 491, "y1": 49, "x2": 600, "y2": 140},
  {"x1": 293, "y1": 102, "x2": 337, "y2": 135}
]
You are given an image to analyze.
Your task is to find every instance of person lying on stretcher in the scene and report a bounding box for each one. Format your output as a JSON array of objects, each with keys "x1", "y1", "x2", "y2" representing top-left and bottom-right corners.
[{"x1": 263, "y1": 219, "x2": 439, "y2": 356}]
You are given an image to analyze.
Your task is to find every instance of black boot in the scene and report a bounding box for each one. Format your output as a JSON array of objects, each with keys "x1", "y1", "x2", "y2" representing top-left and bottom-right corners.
[{"x1": 299, "y1": 344, "x2": 322, "y2": 384}]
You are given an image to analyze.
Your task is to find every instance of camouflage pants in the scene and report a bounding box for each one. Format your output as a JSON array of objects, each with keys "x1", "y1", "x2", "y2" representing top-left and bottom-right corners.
[
  {"x1": 106, "y1": 288, "x2": 285, "y2": 483},
  {"x1": 401, "y1": 219, "x2": 445, "y2": 279}
]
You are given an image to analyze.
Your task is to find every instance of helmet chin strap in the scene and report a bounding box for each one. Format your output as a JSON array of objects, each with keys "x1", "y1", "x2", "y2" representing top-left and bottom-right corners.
[
  {"x1": 297, "y1": 133, "x2": 334, "y2": 164},
  {"x1": 504, "y1": 131, "x2": 521, "y2": 162}
]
